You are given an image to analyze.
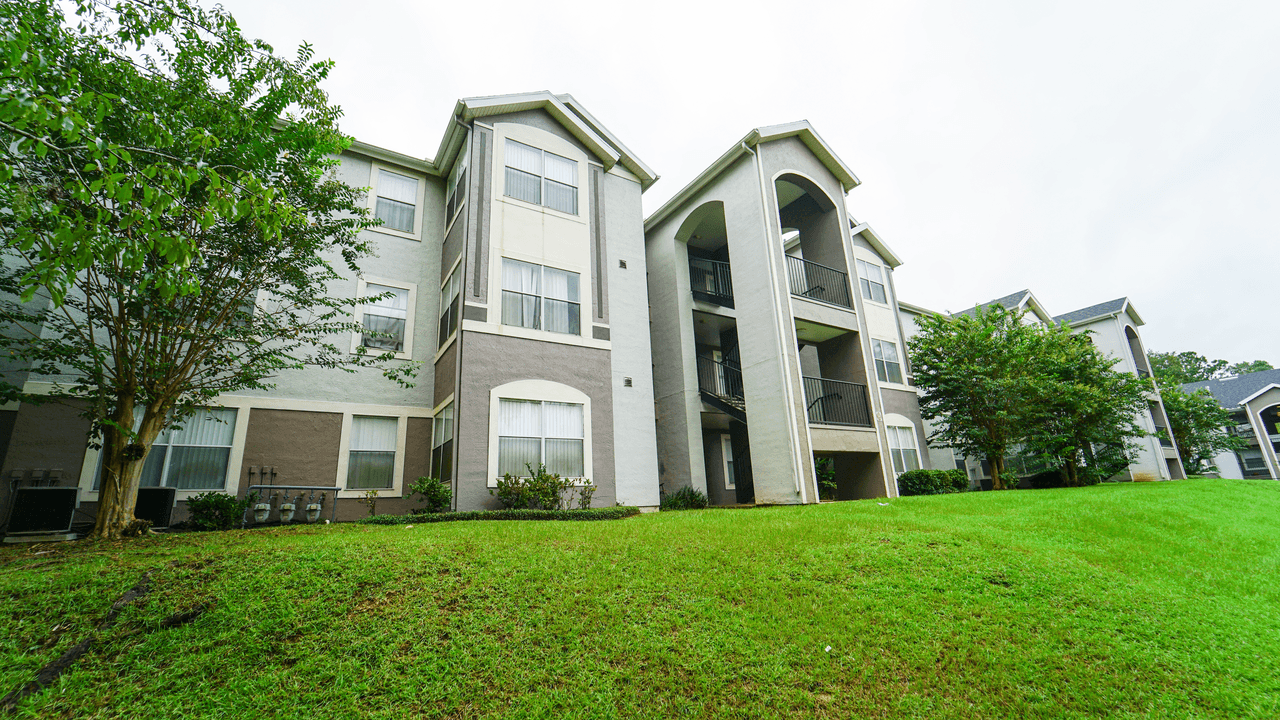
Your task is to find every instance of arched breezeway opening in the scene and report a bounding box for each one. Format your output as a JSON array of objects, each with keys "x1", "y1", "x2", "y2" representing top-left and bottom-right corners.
[{"x1": 774, "y1": 173, "x2": 852, "y2": 309}]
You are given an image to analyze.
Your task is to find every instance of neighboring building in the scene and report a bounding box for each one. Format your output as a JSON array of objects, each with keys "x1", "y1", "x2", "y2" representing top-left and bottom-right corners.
[
  {"x1": 0, "y1": 91, "x2": 664, "y2": 522},
  {"x1": 643, "y1": 122, "x2": 929, "y2": 505},
  {"x1": 899, "y1": 292, "x2": 1186, "y2": 485},
  {"x1": 1182, "y1": 368, "x2": 1280, "y2": 479}
]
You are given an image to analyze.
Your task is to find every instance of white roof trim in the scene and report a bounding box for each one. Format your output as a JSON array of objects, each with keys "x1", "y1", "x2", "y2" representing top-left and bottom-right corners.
[
  {"x1": 556, "y1": 94, "x2": 658, "y2": 190},
  {"x1": 851, "y1": 222, "x2": 903, "y2": 268},
  {"x1": 646, "y1": 120, "x2": 860, "y2": 232},
  {"x1": 897, "y1": 300, "x2": 943, "y2": 316},
  {"x1": 1059, "y1": 299, "x2": 1145, "y2": 329},
  {"x1": 1237, "y1": 383, "x2": 1280, "y2": 407},
  {"x1": 433, "y1": 91, "x2": 625, "y2": 178},
  {"x1": 347, "y1": 140, "x2": 438, "y2": 175}
]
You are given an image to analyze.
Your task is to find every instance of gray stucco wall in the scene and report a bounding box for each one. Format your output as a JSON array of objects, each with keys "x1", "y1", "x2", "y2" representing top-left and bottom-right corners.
[
  {"x1": 603, "y1": 170, "x2": 660, "y2": 507},
  {"x1": 453, "y1": 331, "x2": 616, "y2": 512}
]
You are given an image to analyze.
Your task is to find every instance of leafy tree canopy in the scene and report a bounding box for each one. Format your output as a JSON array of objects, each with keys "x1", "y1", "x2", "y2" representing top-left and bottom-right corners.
[
  {"x1": 0, "y1": 0, "x2": 413, "y2": 538},
  {"x1": 1149, "y1": 351, "x2": 1273, "y2": 387}
]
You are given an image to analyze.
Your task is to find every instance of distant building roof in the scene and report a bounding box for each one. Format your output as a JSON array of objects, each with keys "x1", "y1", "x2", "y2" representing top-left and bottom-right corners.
[
  {"x1": 951, "y1": 290, "x2": 1033, "y2": 319},
  {"x1": 1053, "y1": 297, "x2": 1130, "y2": 326},
  {"x1": 1182, "y1": 368, "x2": 1280, "y2": 408}
]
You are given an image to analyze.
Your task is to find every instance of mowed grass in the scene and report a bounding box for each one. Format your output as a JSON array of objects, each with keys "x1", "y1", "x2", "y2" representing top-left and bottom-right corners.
[{"x1": 1, "y1": 480, "x2": 1277, "y2": 719}]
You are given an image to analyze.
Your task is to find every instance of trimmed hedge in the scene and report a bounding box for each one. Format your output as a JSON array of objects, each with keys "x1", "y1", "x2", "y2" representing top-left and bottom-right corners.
[
  {"x1": 897, "y1": 469, "x2": 968, "y2": 496},
  {"x1": 355, "y1": 506, "x2": 641, "y2": 525}
]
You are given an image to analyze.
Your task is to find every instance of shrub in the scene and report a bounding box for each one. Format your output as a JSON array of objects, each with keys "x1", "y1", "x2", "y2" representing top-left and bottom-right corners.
[
  {"x1": 355, "y1": 507, "x2": 640, "y2": 525},
  {"x1": 186, "y1": 491, "x2": 257, "y2": 531},
  {"x1": 409, "y1": 476, "x2": 451, "y2": 513},
  {"x1": 490, "y1": 463, "x2": 581, "y2": 510},
  {"x1": 897, "y1": 469, "x2": 968, "y2": 497},
  {"x1": 660, "y1": 486, "x2": 708, "y2": 510}
]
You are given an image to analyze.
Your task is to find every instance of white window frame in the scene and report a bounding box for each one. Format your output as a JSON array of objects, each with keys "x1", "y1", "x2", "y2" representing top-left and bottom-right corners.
[
  {"x1": 872, "y1": 338, "x2": 905, "y2": 385},
  {"x1": 445, "y1": 132, "x2": 470, "y2": 231},
  {"x1": 431, "y1": 400, "x2": 455, "y2": 482},
  {"x1": 499, "y1": 258, "x2": 582, "y2": 337},
  {"x1": 351, "y1": 275, "x2": 417, "y2": 361},
  {"x1": 344, "y1": 415, "x2": 400, "y2": 491},
  {"x1": 487, "y1": 379, "x2": 592, "y2": 487},
  {"x1": 503, "y1": 138, "x2": 579, "y2": 216},
  {"x1": 887, "y1": 425, "x2": 921, "y2": 477},
  {"x1": 721, "y1": 434, "x2": 736, "y2": 490},
  {"x1": 437, "y1": 259, "x2": 461, "y2": 353},
  {"x1": 856, "y1": 259, "x2": 889, "y2": 305},
  {"x1": 367, "y1": 162, "x2": 426, "y2": 240},
  {"x1": 91, "y1": 408, "x2": 239, "y2": 493}
]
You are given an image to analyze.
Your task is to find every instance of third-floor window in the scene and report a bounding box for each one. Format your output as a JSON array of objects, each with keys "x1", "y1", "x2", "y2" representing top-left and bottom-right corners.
[
  {"x1": 856, "y1": 259, "x2": 888, "y2": 304},
  {"x1": 504, "y1": 139, "x2": 578, "y2": 215},
  {"x1": 501, "y1": 258, "x2": 581, "y2": 336}
]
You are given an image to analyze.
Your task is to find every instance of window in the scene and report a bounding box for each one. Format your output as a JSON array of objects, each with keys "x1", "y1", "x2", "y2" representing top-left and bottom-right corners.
[
  {"x1": 95, "y1": 409, "x2": 237, "y2": 491},
  {"x1": 1239, "y1": 449, "x2": 1268, "y2": 472},
  {"x1": 374, "y1": 169, "x2": 419, "y2": 234},
  {"x1": 445, "y1": 134, "x2": 469, "y2": 225},
  {"x1": 501, "y1": 259, "x2": 580, "y2": 336},
  {"x1": 347, "y1": 416, "x2": 397, "y2": 489},
  {"x1": 497, "y1": 399, "x2": 584, "y2": 478},
  {"x1": 887, "y1": 426, "x2": 920, "y2": 476},
  {"x1": 361, "y1": 282, "x2": 411, "y2": 354},
  {"x1": 438, "y1": 268, "x2": 460, "y2": 349},
  {"x1": 873, "y1": 339, "x2": 904, "y2": 384},
  {"x1": 431, "y1": 404, "x2": 454, "y2": 482},
  {"x1": 721, "y1": 434, "x2": 736, "y2": 490},
  {"x1": 504, "y1": 139, "x2": 578, "y2": 215},
  {"x1": 856, "y1": 259, "x2": 887, "y2": 304}
]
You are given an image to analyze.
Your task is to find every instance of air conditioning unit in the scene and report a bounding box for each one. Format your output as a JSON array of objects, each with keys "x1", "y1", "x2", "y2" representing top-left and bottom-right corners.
[
  {"x1": 4, "y1": 487, "x2": 80, "y2": 541},
  {"x1": 134, "y1": 487, "x2": 177, "y2": 529}
]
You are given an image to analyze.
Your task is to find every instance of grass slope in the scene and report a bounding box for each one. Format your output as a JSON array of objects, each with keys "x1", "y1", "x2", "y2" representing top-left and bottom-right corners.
[{"x1": 1, "y1": 479, "x2": 1277, "y2": 719}]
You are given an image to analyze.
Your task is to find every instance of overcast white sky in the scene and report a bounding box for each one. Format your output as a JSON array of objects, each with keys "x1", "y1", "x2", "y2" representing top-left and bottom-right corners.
[{"x1": 226, "y1": 0, "x2": 1280, "y2": 364}]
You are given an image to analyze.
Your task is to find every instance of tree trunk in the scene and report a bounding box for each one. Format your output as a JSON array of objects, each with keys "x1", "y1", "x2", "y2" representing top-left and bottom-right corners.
[
  {"x1": 90, "y1": 399, "x2": 165, "y2": 540},
  {"x1": 989, "y1": 455, "x2": 1004, "y2": 490},
  {"x1": 1065, "y1": 459, "x2": 1078, "y2": 487}
]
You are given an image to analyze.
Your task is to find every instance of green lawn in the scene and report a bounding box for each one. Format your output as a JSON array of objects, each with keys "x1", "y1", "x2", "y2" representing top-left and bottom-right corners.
[{"x1": 1, "y1": 479, "x2": 1277, "y2": 719}]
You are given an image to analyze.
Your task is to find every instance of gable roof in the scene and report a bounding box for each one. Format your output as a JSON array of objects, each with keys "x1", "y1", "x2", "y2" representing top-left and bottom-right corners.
[
  {"x1": 951, "y1": 290, "x2": 1054, "y2": 323},
  {"x1": 1053, "y1": 297, "x2": 1143, "y2": 327},
  {"x1": 851, "y1": 222, "x2": 903, "y2": 268},
  {"x1": 431, "y1": 91, "x2": 657, "y2": 190},
  {"x1": 645, "y1": 120, "x2": 859, "y2": 232},
  {"x1": 1183, "y1": 368, "x2": 1280, "y2": 408}
]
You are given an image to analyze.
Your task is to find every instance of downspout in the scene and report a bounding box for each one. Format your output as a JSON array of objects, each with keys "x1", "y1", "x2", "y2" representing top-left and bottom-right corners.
[{"x1": 744, "y1": 141, "x2": 809, "y2": 502}]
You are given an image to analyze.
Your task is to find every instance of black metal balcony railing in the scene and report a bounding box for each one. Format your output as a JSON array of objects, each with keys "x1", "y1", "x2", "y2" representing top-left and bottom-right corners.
[
  {"x1": 689, "y1": 257, "x2": 734, "y2": 308},
  {"x1": 785, "y1": 255, "x2": 852, "y2": 309},
  {"x1": 802, "y1": 376, "x2": 872, "y2": 427},
  {"x1": 697, "y1": 354, "x2": 746, "y2": 418}
]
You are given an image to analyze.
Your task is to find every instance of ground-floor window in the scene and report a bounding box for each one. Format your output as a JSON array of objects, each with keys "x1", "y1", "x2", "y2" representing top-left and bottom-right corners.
[
  {"x1": 886, "y1": 425, "x2": 920, "y2": 475},
  {"x1": 497, "y1": 399, "x2": 584, "y2": 478},
  {"x1": 431, "y1": 403, "x2": 454, "y2": 481},
  {"x1": 721, "y1": 434, "x2": 736, "y2": 490},
  {"x1": 94, "y1": 408, "x2": 237, "y2": 490},
  {"x1": 347, "y1": 415, "x2": 398, "y2": 489}
]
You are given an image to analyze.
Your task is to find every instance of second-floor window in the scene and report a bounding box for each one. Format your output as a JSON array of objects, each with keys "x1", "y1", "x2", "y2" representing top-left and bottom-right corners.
[
  {"x1": 501, "y1": 259, "x2": 580, "y2": 336},
  {"x1": 362, "y1": 283, "x2": 410, "y2": 353},
  {"x1": 445, "y1": 134, "x2": 469, "y2": 225},
  {"x1": 374, "y1": 169, "x2": 419, "y2": 234},
  {"x1": 856, "y1": 259, "x2": 888, "y2": 304},
  {"x1": 504, "y1": 139, "x2": 579, "y2": 215},
  {"x1": 438, "y1": 267, "x2": 460, "y2": 349},
  {"x1": 872, "y1": 339, "x2": 904, "y2": 384}
]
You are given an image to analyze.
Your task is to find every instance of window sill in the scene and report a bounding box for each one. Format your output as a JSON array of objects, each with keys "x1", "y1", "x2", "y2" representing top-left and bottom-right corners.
[
  {"x1": 487, "y1": 477, "x2": 592, "y2": 488},
  {"x1": 433, "y1": 333, "x2": 457, "y2": 362},
  {"x1": 877, "y1": 381, "x2": 916, "y2": 393},
  {"x1": 498, "y1": 194, "x2": 586, "y2": 224},
  {"x1": 366, "y1": 225, "x2": 421, "y2": 242},
  {"x1": 860, "y1": 297, "x2": 893, "y2": 310}
]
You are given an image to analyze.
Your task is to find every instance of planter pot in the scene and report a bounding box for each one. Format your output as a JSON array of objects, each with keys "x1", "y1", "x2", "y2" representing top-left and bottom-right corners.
[
  {"x1": 305, "y1": 503, "x2": 322, "y2": 522},
  {"x1": 279, "y1": 503, "x2": 296, "y2": 523},
  {"x1": 253, "y1": 503, "x2": 271, "y2": 523}
]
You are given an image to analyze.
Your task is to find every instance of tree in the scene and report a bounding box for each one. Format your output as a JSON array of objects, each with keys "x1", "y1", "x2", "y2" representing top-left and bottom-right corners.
[
  {"x1": 1148, "y1": 351, "x2": 1228, "y2": 386},
  {"x1": 1158, "y1": 386, "x2": 1243, "y2": 474},
  {"x1": 908, "y1": 304, "x2": 1041, "y2": 490},
  {"x1": 0, "y1": 0, "x2": 414, "y2": 538},
  {"x1": 1226, "y1": 360, "x2": 1273, "y2": 377},
  {"x1": 1020, "y1": 327, "x2": 1149, "y2": 486}
]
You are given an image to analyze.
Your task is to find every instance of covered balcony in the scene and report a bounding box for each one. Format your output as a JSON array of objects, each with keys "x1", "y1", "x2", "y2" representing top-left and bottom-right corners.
[
  {"x1": 785, "y1": 255, "x2": 852, "y2": 309},
  {"x1": 802, "y1": 376, "x2": 872, "y2": 427},
  {"x1": 689, "y1": 256, "x2": 734, "y2": 308}
]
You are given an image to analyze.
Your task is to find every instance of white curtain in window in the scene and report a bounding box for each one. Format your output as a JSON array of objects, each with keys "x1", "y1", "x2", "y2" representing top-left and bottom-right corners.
[
  {"x1": 363, "y1": 284, "x2": 409, "y2": 352},
  {"x1": 169, "y1": 408, "x2": 236, "y2": 447},
  {"x1": 499, "y1": 399, "x2": 542, "y2": 436},
  {"x1": 880, "y1": 341, "x2": 899, "y2": 363},
  {"x1": 378, "y1": 170, "x2": 418, "y2": 204},
  {"x1": 543, "y1": 153, "x2": 577, "y2": 186},
  {"x1": 351, "y1": 416, "x2": 398, "y2": 451},
  {"x1": 542, "y1": 267, "x2": 578, "y2": 302},
  {"x1": 502, "y1": 260, "x2": 540, "y2": 295},
  {"x1": 542, "y1": 267, "x2": 580, "y2": 334},
  {"x1": 166, "y1": 447, "x2": 231, "y2": 489},
  {"x1": 505, "y1": 140, "x2": 543, "y2": 174},
  {"x1": 501, "y1": 260, "x2": 541, "y2": 329},
  {"x1": 433, "y1": 404, "x2": 454, "y2": 448},
  {"x1": 498, "y1": 399, "x2": 549, "y2": 478},
  {"x1": 544, "y1": 402, "x2": 583, "y2": 439}
]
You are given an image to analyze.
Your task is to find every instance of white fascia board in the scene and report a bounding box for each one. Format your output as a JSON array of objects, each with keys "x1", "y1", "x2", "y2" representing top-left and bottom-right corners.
[
  {"x1": 347, "y1": 139, "x2": 438, "y2": 176},
  {"x1": 1237, "y1": 383, "x2": 1280, "y2": 407},
  {"x1": 443, "y1": 91, "x2": 621, "y2": 174},
  {"x1": 556, "y1": 94, "x2": 659, "y2": 191},
  {"x1": 1121, "y1": 299, "x2": 1145, "y2": 327},
  {"x1": 755, "y1": 121, "x2": 861, "y2": 191},
  {"x1": 851, "y1": 223, "x2": 903, "y2": 268},
  {"x1": 897, "y1": 300, "x2": 944, "y2": 317},
  {"x1": 1022, "y1": 292, "x2": 1055, "y2": 324},
  {"x1": 644, "y1": 136, "x2": 754, "y2": 233}
]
